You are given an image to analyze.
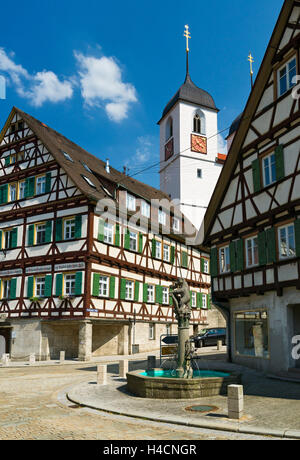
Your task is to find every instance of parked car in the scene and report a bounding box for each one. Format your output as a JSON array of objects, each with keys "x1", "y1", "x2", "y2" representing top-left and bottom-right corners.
[{"x1": 193, "y1": 328, "x2": 226, "y2": 348}]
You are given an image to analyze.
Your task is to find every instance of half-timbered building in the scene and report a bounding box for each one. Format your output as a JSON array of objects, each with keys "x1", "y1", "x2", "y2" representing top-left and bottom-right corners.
[
  {"x1": 0, "y1": 106, "x2": 214, "y2": 361},
  {"x1": 197, "y1": 0, "x2": 300, "y2": 375}
]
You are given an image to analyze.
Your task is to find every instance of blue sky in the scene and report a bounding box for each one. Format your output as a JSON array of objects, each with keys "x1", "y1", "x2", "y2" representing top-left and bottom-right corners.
[{"x1": 0, "y1": 0, "x2": 284, "y2": 188}]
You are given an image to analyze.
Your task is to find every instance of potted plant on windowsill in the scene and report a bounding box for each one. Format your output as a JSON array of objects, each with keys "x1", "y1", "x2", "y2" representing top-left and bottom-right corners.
[{"x1": 30, "y1": 296, "x2": 45, "y2": 303}]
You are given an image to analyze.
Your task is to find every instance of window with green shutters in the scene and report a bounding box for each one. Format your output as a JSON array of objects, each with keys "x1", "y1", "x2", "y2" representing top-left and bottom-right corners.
[
  {"x1": 75, "y1": 272, "x2": 83, "y2": 296},
  {"x1": 0, "y1": 184, "x2": 8, "y2": 204},
  {"x1": 124, "y1": 228, "x2": 130, "y2": 250},
  {"x1": 138, "y1": 233, "x2": 143, "y2": 254},
  {"x1": 252, "y1": 158, "x2": 261, "y2": 193},
  {"x1": 143, "y1": 283, "x2": 148, "y2": 303},
  {"x1": 230, "y1": 239, "x2": 244, "y2": 273},
  {"x1": 55, "y1": 218, "x2": 63, "y2": 242},
  {"x1": 74, "y1": 215, "x2": 82, "y2": 239},
  {"x1": 258, "y1": 229, "x2": 276, "y2": 266},
  {"x1": 155, "y1": 285, "x2": 163, "y2": 304},
  {"x1": 10, "y1": 278, "x2": 17, "y2": 300},
  {"x1": 45, "y1": 172, "x2": 52, "y2": 193},
  {"x1": 44, "y1": 275, "x2": 52, "y2": 297},
  {"x1": 170, "y1": 246, "x2": 176, "y2": 264},
  {"x1": 28, "y1": 225, "x2": 35, "y2": 246},
  {"x1": 55, "y1": 273, "x2": 63, "y2": 296},
  {"x1": 25, "y1": 177, "x2": 35, "y2": 198},
  {"x1": 252, "y1": 145, "x2": 285, "y2": 193},
  {"x1": 151, "y1": 239, "x2": 156, "y2": 258},
  {"x1": 27, "y1": 276, "x2": 34, "y2": 298},
  {"x1": 45, "y1": 221, "x2": 52, "y2": 243},
  {"x1": 120, "y1": 279, "x2": 127, "y2": 300},
  {"x1": 275, "y1": 145, "x2": 285, "y2": 181},
  {"x1": 110, "y1": 277, "x2": 116, "y2": 298},
  {"x1": 92, "y1": 273, "x2": 100, "y2": 296},
  {"x1": 134, "y1": 281, "x2": 140, "y2": 302}
]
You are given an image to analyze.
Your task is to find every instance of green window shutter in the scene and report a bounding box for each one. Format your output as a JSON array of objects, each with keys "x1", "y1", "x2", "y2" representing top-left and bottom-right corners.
[
  {"x1": 120, "y1": 279, "x2": 127, "y2": 300},
  {"x1": 5, "y1": 156, "x2": 10, "y2": 166},
  {"x1": 98, "y1": 219, "x2": 104, "y2": 242},
  {"x1": 138, "y1": 233, "x2": 143, "y2": 253},
  {"x1": 169, "y1": 291, "x2": 173, "y2": 306},
  {"x1": 236, "y1": 239, "x2": 244, "y2": 271},
  {"x1": 27, "y1": 276, "x2": 34, "y2": 298},
  {"x1": 44, "y1": 275, "x2": 52, "y2": 297},
  {"x1": 75, "y1": 272, "x2": 83, "y2": 296},
  {"x1": 45, "y1": 172, "x2": 52, "y2": 193},
  {"x1": 197, "y1": 293, "x2": 202, "y2": 309},
  {"x1": 170, "y1": 246, "x2": 175, "y2": 264},
  {"x1": 0, "y1": 230, "x2": 2, "y2": 249},
  {"x1": 134, "y1": 281, "x2": 140, "y2": 302},
  {"x1": 0, "y1": 184, "x2": 8, "y2": 204},
  {"x1": 28, "y1": 224, "x2": 35, "y2": 246},
  {"x1": 207, "y1": 294, "x2": 211, "y2": 310},
  {"x1": 155, "y1": 285, "x2": 162, "y2": 304},
  {"x1": 75, "y1": 215, "x2": 82, "y2": 239},
  {"x1": 25, "y1": 177, "x2": 35, "y2": 198},
  {"x1": 56, "y1": 274, "x2": 63, "y2": 296},
  {"x1": 109, "y1": 276, "x2": 116, "y2": 299},
  {"x1": 266, "y1": 228, "x2": 276, "y2": 264},
  {"x1": 92, "y1": 273, "x2": 100, "y2": 297},
  {"x1": 201, "y1": 258, "x2": 205, "y2": 273},
  {"x1": 10, "y1": 228, "x2": 18, "y2": 249},
  {"x1": 229, "y1": 242, "x2": 236, "y2": 273},
  {"x1": 143, "y1": 283, "x2": 148, "y2": 302},
  {"x1": 275, "y1": 145, "x2": 285, "y2": 181},
  {"x1": 124, "y1": 229, "x2": 130, "y2": 250},
  {"x1": 181, "y1": 251, "x2": 188, "y2": 268},
  {"x1": 258, "y1": 231, "x2": 267, "y2": 266},
  {"x1": 295, "y1": 219, "x2": 300, "y2": 257},
  {"x1": 151, "y1": 239, "x2": 156, "y2": 258},
  {"x1": 252, "y1": 159, "x2": 261, "y2": 193},
  {"x1": 210, "y1": 248, "x2": 218, "y2": 277},
  {"x1": 45, "y1": 221, "x2": 52, "y2": 243},
  {"x1": 115, "y1": 224, "x2": 120, "y2": 247},
  {"x1": 10, "y1": 278, "x2": 17, "y2": 300},
  {"x1": 55, "y1": 218, "x2": 63, "y2": 242}
]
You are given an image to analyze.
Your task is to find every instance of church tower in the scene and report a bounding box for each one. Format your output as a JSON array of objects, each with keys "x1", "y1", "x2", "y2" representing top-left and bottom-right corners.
[{"x1": 158, "y1": 26, "x2": 225, "y2": 230}]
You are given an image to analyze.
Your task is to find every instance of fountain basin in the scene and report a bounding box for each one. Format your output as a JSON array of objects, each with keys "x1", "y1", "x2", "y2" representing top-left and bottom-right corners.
[{"x1": 126, "y1": 369, "x2": 242, "y2": 399}]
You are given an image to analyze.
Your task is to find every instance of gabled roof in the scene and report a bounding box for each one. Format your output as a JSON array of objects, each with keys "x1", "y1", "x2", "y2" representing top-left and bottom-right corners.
[
  {"x1": 0, "y1": 107, "x2": 198, "y2": 240},
  {"x1": 197, "y1": 0, "x2": 295, "y2": 246}
]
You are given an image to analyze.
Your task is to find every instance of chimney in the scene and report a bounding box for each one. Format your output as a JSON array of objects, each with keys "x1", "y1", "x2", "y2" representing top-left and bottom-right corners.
[{"x1": 105, "y1": 158, "x2": 110, "y2": 174}]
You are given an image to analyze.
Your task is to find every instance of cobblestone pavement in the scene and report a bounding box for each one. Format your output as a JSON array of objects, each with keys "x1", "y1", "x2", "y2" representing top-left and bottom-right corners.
[{"x1": 0, "y1": 363, "x2": 277, "y2": 440}]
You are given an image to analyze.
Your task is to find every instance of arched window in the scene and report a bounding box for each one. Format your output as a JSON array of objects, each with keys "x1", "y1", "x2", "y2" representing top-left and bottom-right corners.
[
  {"x1": 193, "y1": 110, "x2": 206, "y2": 135},
  {"x1": 166, "y1": 117, "x2": 173, "y2": 141}
]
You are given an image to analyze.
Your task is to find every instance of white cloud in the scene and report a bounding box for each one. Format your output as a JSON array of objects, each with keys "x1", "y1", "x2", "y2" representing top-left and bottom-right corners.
[
  {"x1": 75, "y1": 52, "x2": 137, "y2": 122},
  {"x1": 218, "y1": 134, "x2": 227, "y2": 155},
  {"x1": 0, "y1": 48, "x2": 73, "y2": 106}
]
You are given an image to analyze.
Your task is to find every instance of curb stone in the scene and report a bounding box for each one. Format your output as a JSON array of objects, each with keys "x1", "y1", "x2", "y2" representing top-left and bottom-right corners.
[{"x1": 66, "y1": 388, "x2": 300, "y2": 440}]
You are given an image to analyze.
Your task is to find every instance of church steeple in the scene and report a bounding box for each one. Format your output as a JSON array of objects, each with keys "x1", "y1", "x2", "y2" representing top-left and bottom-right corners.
[{"x1": 184, "y1": 25, "x2": 191, "y2": 79}]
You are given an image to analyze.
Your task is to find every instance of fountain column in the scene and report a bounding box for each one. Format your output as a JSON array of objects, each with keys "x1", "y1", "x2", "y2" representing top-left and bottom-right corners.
[{"x1": 176, "y1": 314, "x2": 191, "y2": 378}]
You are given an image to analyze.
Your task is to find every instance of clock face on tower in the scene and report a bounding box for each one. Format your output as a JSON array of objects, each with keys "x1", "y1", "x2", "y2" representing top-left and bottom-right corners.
[
  {"x1": 191, "y1": 134, "x2": 207, "y2": 154},
  {"x1": 165, "y1": 138, "x2": 174, "y2": 161}
]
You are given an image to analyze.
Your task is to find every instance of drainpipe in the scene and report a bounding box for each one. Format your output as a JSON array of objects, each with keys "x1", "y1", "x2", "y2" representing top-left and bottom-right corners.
[{"x1": 211, "y1": 283, "x2": 232, "y2": 362}]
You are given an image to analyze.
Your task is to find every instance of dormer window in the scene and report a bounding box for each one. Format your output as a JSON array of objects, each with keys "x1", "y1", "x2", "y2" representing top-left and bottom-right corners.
[
  {"x1": 62, "y1": 150, "x2": 73, "y2": 162},
  {"x1": 166, "y1": 117, "x2": 173, "y2": 141},
  {"x1": 82, "y1": 175, "x2": 96, "y2": 188}
]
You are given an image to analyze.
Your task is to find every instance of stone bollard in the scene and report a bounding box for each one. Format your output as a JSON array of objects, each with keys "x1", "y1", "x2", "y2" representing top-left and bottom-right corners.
[
  {"x1": 29, "y1": 353, "x2": 36, "y2": 365},
  {"x1": 228, "y1": 384, "x2": 244, "y2": 420},
  {"x1": 97, "y1": 364, "x2": 107, "y2": 385},
  {"x1": 147, "y1": 355, "x2": 156, "y2": 370},
  {"x1": 2, "y1": 353, "x2": 10, "y2": 366},
  {"x1": 119, "y1": 359, "x2": 128, "y2": 378},
  {"x1": 60, "y1": 351, "x2": 65, "y2": 363},
  {"x1": 217, "y1": 340, "x2": 223, "y2": 351}
]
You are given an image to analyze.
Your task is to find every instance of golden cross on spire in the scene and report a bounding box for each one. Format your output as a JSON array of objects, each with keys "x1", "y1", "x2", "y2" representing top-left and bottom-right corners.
[
  {"x1": 184, "y1": 25, "x2": 191, "y2": 52},
  {"x1": 248, "y1": 53, "x2": 254, "y2": 75}
]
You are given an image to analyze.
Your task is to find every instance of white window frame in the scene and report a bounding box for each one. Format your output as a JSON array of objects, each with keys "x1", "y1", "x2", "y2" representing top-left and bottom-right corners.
[
  {"x1": 99, "y1": 276, "x2": 109, "y2": 297},
  {"x1": 19, "y1": 181, "x2": 26, "y2": 200},
  {"x1": 263, "y1": 152, "x2": 276, "y2": 187},
  {"x1": 126, "y1": 193, "x2": 136, "y2": 211},
  {"x1": 3, "y1": 229, "x2": 13, "y2": 249},
  {"x1": 191, "y1": 292, "x2": 197, "y2": 308},
  {"x1": 147, "y1": 285, "x2": 155, "y2": 303},
  {"x1": 36, "y1": 223, "x2": 46, "y2": 245},
  {"x1": 2, "y1": 279, "x2": 11, "y2": 299},
  {"x1": 162, "y1": 287, "x2": 169, "y2": 305},
  {"x1": 278, "y1": 56, "x2": 297, "y2": 97},
  {"x1": 202, "y1": 295, "x2": 207, "y2": 309},
  {"x1": 163, "y1": 244, "x2": 170, "y2": 262},
  {"x1": 104, "y1": 222, "x2": 114, "y2": 245},
  {"x1": 125, "y1": 280, "x2": 134, "y2": 301},
  {"x1": 149, "y1": 323, "x2": 155, "y2": 340},
  {"x1": 203, "y1": 259, "x2": 209, "y2": 274},
  {"x1": 155, "y1": 241, "x2": 162, "y2": 259},
  {"x1": 64, "y1": 218, "x2": 76, "y2": 240},
  {"x1": 219, "y1": 246, "x2": 230, "y2": 274},
  {"x1": 36, "y1": 176, "x2": 46, "y2": 195},
  {"x1": 158, "y1": 209, "x2": 166, "y2": 226},
  {"x1": 129, "y1": 231, "x2": 138, "y2": 252},
  {"x1": 141, "y1": 200, "x2": 150, "y2": 218},
  {"x1": 172, "y1": 217, "x2": 180, "y2": 232},
  {"x1": 9, "y1": 184, "x2": 17, "y2": 202},
  {"x1": 278, "y1": 223, "x2": 296, "y2": 260},
  {"x1": 64, "y1": 274, "x2": 76, "y2": 296},
  {"x1": 246, "y1": 236, "x2": 259, "y2": 268},
  {"x1": 35, "y1": 276, "x2": 46, "y2": 298}
]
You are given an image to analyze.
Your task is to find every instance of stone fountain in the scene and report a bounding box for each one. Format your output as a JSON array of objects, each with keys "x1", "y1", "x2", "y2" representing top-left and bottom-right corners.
[{"x1": 126, "y1": 278, "x2": 241, "y2": 399}]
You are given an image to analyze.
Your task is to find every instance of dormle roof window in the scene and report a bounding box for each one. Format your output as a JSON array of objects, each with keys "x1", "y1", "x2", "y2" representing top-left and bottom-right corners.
[
  {"x1": 61, "y1": 150, "x2": 74, "y2": 162},
  {"x1": 81, "y1": 175, "x2": 96, "y2": 188}
]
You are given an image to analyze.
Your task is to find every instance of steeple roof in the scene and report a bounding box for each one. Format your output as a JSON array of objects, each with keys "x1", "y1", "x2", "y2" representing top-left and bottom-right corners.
[{"x1": 159, "y1": 72, "x2": 219, "y2": 122}]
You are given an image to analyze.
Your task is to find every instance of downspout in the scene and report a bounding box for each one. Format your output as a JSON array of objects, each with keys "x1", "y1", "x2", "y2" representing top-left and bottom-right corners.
[{"x1": 211, "y1": 282, "x2": 232, "y2": 363}]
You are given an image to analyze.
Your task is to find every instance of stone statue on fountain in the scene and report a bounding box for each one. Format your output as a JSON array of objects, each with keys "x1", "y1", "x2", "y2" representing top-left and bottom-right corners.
[{"x1": 170, "y1": 278, "x2": 193, "y2": 378}]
